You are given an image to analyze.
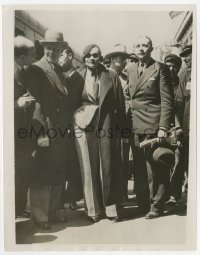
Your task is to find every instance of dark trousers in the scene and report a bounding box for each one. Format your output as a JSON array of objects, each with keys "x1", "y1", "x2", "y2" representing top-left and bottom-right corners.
[
  {"x1": 150, "y1": 155, "x2": 171, "y2": 213},
  {"x1": 170, "y1": 146, "x2": 185, "y2": 200},
  {"x1": 130, "y1": 135, "x2": 151, "y2": 212},
  {"x1": 121, "y1": 140, "x2": 131, "y2": 200},
  {"x1": 131, "y1": 134, "x2": 171, "y2": 213},
  {"x1": 15, "y1": 152, "x2": 31, "y2": 217},
  {"x1": 30, "y1": 184, "x2": 62, "y2": 223}
]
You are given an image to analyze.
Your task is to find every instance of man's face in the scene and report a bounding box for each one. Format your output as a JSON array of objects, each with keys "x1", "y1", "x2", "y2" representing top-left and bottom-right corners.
[
  {"x1": 111, "y1": 55, "x2": 126, "y2": 72},
  {"x1": 85, "y1": 47, "x2": 101, "y2": 70},
  {"x1": 23, "y1": 47, "x2": 36, "y2": 66},
  {"x1": 44, "y1": 43, "x2": 63, "y2": 63},
  {"x1": 135, "y1": 37, "x2": 152, "y2": 61},
  {"x1": 165, "y1": 62, "x2": 179, "y2": 78},
  {"x1": 59, "y1": 50, "x2": 72, "y2": 70},
  {"x1": 182, "y1": 53, "x2": 192, "y2": 69}
]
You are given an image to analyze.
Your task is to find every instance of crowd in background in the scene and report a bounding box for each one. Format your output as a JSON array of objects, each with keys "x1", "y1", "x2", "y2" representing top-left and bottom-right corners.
[{"x1": 14, "y1": 30, "x2": 192, "y2": 230}]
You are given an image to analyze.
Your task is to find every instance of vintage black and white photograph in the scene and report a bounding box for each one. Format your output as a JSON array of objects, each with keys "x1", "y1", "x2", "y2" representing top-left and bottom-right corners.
[{"x1": 3, "y1": 4, "x2": 197, "y2": 251}]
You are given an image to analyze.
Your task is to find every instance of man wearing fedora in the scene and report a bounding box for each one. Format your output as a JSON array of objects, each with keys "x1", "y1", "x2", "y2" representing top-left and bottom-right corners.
[
  {"x1": 126, "y1": 35, "x2": 174, "y2": 219},
  {"x1": 164, "y1": 54, "x2": 185, "y2": 205},
  {"x1": 58, "y1": 46, "x2": 84, "y2": 211},
  {"x1": 175, "y1": 45, "x2": 192, "y2": 194},
  {"x1": 105, "y1": 44, "x2": 131, "y2": 202},
  {"x1": 24, "y1": 30, "x2": 69, "y2": 229}
]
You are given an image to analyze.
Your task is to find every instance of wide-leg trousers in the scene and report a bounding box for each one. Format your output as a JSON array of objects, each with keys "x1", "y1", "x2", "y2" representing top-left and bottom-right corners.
[
  {"x1": 75, "y1": 125, "x2": 118, "y2": 218},
  {"x1": 30, "y1": 184, "x2": 62, "y2": 223}
]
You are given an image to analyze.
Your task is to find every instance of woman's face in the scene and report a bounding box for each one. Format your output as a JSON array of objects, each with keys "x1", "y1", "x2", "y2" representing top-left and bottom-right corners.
[{"x1": 84, "y1": 47, "x2": 101, "y2": 70}]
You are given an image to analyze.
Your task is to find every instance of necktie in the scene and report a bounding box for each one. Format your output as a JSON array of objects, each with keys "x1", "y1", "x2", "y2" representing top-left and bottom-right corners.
[
  {"x1": 93, "y1": 76, "x2": 99, "y2": 101},
  {"x1": 139, "y1": 63, "x2": 145, "y2": 77},
  {"x1": 53, "y1": 64, "x2": 68, "y2": 94}
]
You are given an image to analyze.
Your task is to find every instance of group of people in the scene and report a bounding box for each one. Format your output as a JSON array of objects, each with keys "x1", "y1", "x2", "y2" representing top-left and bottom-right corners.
[{"x1": 14, "y1": 29, "x2": 192, "y2": 230}]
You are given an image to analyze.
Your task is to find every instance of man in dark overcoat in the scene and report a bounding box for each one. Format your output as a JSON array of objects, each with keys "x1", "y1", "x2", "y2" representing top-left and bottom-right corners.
[
  {"x1": 175, "y1": 45, "x2": 192, "y2": 193},
  {"x1": 58, "y1": 46, "x2": 84, "y2": 210},
  {"x1": 24, "y1": 30, "x2": 70, "y2": 229},
  {"x1": 104, "y1": 44, "x2": 131, "y2": 202},
  {"x1": 126, "y1": 36, "x2": 174, "y2": 218},
  {"x1": 14, "y1": 36, "x2": 36, "y2": 218}
]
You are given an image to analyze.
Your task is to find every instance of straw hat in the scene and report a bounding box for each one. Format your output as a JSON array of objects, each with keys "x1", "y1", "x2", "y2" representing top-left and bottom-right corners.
[{"x1": 104, "y1": 44, "x2": 129, "y2": 59}]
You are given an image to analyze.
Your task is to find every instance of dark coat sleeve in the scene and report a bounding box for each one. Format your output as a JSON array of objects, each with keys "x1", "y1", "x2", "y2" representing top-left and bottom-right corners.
[
  {"x1": 174, "y1": 78, "x2": 185, "y2": 128},
  {"x1": 111, "y1": 72, "x2": 128, "y2": 133},
  {"x1": 158, "y1": 63, "x2": 174, "y2": 129},
  {"x1": 23, "y1": 65, "x2": 48, "y2": 136}
]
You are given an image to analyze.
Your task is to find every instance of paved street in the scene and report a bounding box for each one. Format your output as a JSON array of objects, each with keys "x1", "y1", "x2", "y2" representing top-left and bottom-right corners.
[{"x1": 16, "y1": 181, "x2": 187, "y2": 247}]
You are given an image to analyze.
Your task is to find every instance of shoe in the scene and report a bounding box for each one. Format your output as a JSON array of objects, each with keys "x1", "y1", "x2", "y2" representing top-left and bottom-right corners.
[
  {"x1": 69, "y1": 202, "x2": 78, "y2": 211},
  {"x1": 108, "y1": 216, "x2": 122, "y2": 222},
  {"x1": 21, "y1": 210, "x2": 31, "y2": 218},
  {"x1": 135, "y1": 207, "x2": 150, "y2": 217},
  {"x1": 16, "y1": 210, "x2": 31, "y2": 219},
  {"x1": 88, "y1": 216, "x2": 101, "y2": 223},
  {"x1": 51, "y1": 209, "x2": 68, "y2": 223},
  {"x1": 35, "y1": 221, "x2": 51, "y2": 230},
  {"x1": 145, "y1": 211, "x2": 163, "y2": 219},
  {"x1": 165, "y1": 196, "x2": 178, "y2": 206}
]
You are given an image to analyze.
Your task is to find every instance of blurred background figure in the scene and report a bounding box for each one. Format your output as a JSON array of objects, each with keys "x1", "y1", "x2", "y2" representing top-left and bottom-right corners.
[
  {"x1": 59, "y1": 46, "x2": 84, "y2": 211},
  {"x1": 164, "y1": 54, "x2": 185, "y2": 206},
  {"x1": 14, "y1": 35, "x2": 36, "y2": 218},
  {"x1": 102, "y1": 58, "x2": 111, "y2": 69},
  {"x1": 175, "y1": 45, "x2": 192, "y2": 195}
]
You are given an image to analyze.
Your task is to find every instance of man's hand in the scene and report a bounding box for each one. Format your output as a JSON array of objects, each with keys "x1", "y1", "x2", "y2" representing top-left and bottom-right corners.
[
  {"x1": 17, "y1": 94, "x2": 36, "y2": 109},
  {"x1": 122, "y1": 137, "x2": 129, "y2": 144},
  {"x1": 157, "y1": 129, "x2": 168, "y2": 138},
  {"x1": 37, "y1": 136, "x2": 50, "y2": 147}
]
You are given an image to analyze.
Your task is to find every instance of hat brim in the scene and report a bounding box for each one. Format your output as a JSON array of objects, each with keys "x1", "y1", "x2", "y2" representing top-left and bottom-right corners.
[
  {"x1": 39, "y1": 40, "x2": 68, "y2": 47},
  {"x1": 104, "y1": 51, "x2": 129, "y2": 59}
]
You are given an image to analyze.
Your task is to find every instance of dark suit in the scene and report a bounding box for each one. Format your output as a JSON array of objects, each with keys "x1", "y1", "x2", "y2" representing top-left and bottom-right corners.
[
  {"x1": 14, "y1": 63, "x2": 35, "y2": 217},
  {"x1": 24, "y1": 56, "x2": 80, "y2": 223},
  {"x1": 127, "y1": 58, "x2": 174, "y2": 213}
]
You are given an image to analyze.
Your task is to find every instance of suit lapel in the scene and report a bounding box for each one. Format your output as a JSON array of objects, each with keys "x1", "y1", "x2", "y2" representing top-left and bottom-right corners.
[
  {"x1": 129, "y1": 63, "x2": 139, "y2": 97},
  {"x1": 78, "y1": 66, "x2": 96, "y2": 103},
  {"x1": 38, "y1": 57, "x2": 67, "y2": 95},
  {"x1": 133, "y1": 58, "x2": 157, "y2": 96}
]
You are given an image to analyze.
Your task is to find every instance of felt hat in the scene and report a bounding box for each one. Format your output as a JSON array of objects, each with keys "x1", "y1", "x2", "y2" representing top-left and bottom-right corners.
[
  {"x1": 40, "y1": 30, "x2": 68, "y2": 48},
  {"x1": 149, "y1": 145, "x2": 175, "y2": 168},
  {"x1": 179, "y1": 45, "x2": 192, "y2": 57},
  {"x1": 104, "y1": 44, "x2": 129, "y2": 59},
  {"x1": 164, "y1": 54, "x2": 182, "y2": 69}
]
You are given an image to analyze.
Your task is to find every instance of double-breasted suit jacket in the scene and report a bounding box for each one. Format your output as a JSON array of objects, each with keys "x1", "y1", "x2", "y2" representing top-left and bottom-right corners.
[
  {"x1": 24, "y1": 56, "x2": 74, "y2": 185},
  {"x1": 126, "y1": 58, "x2": 174, "y2": 135}
]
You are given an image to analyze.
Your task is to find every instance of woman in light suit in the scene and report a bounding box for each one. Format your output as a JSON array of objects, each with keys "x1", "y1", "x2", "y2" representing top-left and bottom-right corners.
[{"x1": 74, "y1": 44, "x2": 126, "y2": 223}]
